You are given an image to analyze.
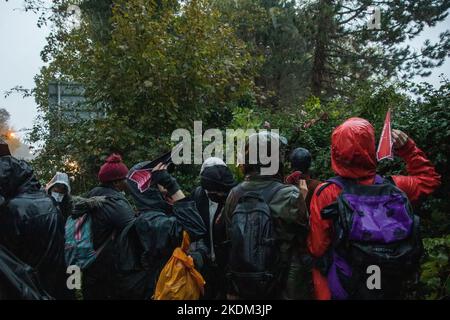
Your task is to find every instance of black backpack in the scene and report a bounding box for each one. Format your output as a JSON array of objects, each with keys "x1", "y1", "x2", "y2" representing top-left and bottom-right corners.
[
  {"x1": 0, "y1": 245, "x2": 53, "y2": 300},
  {"x1": 318, "y1": 175, "x2": 423, "y2": 299},
  {"x1": 227, "y1": 181, "x2": 286, "y2": 299}
]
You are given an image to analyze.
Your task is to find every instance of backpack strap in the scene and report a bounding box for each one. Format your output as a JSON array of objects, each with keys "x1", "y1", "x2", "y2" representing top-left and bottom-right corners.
[
  {"x1": 315, "y1": 177, "x2": 345, "y2": 197},
  {"x1": 315, "y1": 174, "x2": 385, "y2": 197},
  {"x1": 373, "y1": 175, "x2": 384, "y2": 184},
  {"x1": 327, "y1": 176, "x2": 347, "y2": 189},
  {"x1": 260, "y1": 181, "x2": 288, "y2": 204},
  {"x1": 82, "y1": 196, "x2": 117, "y2": 256},
  {"x1": 383, "y1": 176, "x2": 395, "y2": 185},
  {"x1": 315, "y1": 182, "x2": 333, "y2": 197}
]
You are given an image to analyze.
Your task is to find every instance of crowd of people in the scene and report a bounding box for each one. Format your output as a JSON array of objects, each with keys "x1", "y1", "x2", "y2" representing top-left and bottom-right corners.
[{"x1": 0, "y1": 117, "x2": 441, "y2": 300}]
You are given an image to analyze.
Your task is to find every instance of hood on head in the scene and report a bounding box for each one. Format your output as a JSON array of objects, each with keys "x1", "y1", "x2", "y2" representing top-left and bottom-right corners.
[
  {"x1": 331, "y1": 117, "x2": 377, "y2": 179},
  {"x1": 46, "y1": 172, "x2": 71, "y2": 194},
  {"x1": 0, "y1": 156, "x2": 40, "y2": 200}
]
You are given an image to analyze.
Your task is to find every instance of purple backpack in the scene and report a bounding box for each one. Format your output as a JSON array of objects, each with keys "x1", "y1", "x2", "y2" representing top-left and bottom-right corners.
[{"x1": 317, "y1": 175, "x2": 422, "y2": 299}]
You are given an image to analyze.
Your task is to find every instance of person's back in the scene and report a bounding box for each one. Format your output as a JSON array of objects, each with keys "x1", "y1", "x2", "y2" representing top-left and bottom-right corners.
[
  {"x1": 113, "y1": 161, "x2": 207, "y2": 299},
  {"x1": 308, "y1": 118, "x2": 441, "y2": 300},
  {"x1": 124, "y1": 201, "x2": 207, "y2": 298},
  {"x1": 224, "y1": 176, "x2": 309, "y2": 299},
  {"x1": 81, "y1": 154, "x2": 135, "y2": 300},
  {"x1": 0, "y1": 245, "x2": 53, "y2": 300},
  {"x1": 0, "y1": 155, "x2": 67, "y2": 299},
  {"x1": 191, "y1": 157, "x2": 237, "y2": 299},
  {"x1": 223, "y1": 131, "x2": 310, "y2": 300},
  {"x1": 87, "y1": 185, "x2": 135, "y2": 251},
  {"x1": 286, "y1": 147, "x2": 322, "y2": 209}
]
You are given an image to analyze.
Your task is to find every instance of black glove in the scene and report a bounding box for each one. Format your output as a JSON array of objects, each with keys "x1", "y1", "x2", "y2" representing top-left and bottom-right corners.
[{"x1": 152, "y1": 170, "x2": 180, "y2": 196}]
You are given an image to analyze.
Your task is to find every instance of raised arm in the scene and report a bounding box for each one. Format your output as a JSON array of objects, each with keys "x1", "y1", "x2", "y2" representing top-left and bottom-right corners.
[{"x1": 391, "y1": 130, "x2": 441, "y2": 203}]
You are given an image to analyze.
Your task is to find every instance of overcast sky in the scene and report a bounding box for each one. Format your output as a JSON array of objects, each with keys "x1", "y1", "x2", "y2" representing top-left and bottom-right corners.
[{"x1": 1, "y1": 1, "x2": 449, "y2": 141}]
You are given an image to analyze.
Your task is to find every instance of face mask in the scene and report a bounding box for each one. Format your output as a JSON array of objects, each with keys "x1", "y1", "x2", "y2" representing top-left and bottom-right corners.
[
  {"x1": 51, "y1": 191, "x2": 65, "y2": 203},
  {"x1": 206, "y1": 192, "x2": 227, "y2": 204}
]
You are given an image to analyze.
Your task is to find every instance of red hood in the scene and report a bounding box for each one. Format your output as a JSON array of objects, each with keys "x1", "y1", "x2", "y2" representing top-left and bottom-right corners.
[{"x1": 331, "y1": 117, "x2": 377, "y2": 179}]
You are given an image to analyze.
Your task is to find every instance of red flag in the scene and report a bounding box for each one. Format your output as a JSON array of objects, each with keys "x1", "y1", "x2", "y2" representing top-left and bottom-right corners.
[{"x1": 376, "y1": 109, "x2": 393, "y2": 161}]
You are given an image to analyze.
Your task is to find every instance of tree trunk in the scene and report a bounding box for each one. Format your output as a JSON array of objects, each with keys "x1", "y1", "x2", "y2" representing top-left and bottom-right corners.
[{"x1": 311, "y1": 0, "x2": 333, "y2": 98}]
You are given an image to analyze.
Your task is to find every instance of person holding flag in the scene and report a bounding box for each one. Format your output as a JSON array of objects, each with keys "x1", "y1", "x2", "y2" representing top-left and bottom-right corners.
[
  {"x1": 377, "y1": 108, "x2": 394, "y2": 161},
  {"x1": 307, "y1": 116, "x2": 441, "y2": 300}
]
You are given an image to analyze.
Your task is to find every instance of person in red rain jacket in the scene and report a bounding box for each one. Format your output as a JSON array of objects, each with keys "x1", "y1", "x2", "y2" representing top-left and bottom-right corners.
[{"x1": 307, "y1": 117, "x2": 441, "y2": 300}]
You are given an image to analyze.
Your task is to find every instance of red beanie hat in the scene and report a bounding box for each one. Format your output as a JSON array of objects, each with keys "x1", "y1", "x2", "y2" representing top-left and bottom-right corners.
[{"x1": 98, "y1": 153, "x2": 129, "y2": 183}]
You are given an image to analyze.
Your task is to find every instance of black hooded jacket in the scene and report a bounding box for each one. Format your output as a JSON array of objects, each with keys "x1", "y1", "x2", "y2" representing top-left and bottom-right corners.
[
  {"x1": 0, "y1": 245, "x2": 53, "y2": 300},
  {"x1": 79, "y1": 185, "x2": 136, "y2": 300},
  {"x1": 193, "y1": 164, "x2": 236, "y2": 260},
  {"x1": 86, "y1": 185, "x2": 135, "y2": 249},
  {"x1": 0, "y1": 156, "x2": 67, "y2": 299},
  {"x1": 112, "y1": 163, "x2": 208, "y2": 299}
]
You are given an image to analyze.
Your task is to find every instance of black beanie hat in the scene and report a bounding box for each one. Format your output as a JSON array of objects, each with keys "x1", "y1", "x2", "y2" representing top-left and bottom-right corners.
[{"x1": 290, "y1": 147, "x2": 312, "y2": 173}]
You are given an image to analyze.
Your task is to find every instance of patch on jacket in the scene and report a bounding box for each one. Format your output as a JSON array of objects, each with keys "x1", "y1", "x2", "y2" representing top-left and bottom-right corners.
[{"x1": 128, "y1": 169, "x2": 152, "y2": 193}]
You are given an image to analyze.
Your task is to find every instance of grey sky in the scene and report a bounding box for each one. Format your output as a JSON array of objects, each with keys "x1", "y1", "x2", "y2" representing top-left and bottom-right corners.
[
  {"x1": 0, "y1": 1, "x2": 449, "y2": 142},
  {"x1": 0, "y1": 0, "x2": 50, "y2": 140}
]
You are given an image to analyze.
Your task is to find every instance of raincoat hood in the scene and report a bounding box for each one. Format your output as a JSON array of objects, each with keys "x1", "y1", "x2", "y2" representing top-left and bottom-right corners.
[
  {"x1": 331, "y1": 117, "x2": 377, "y2": 179},
  {"x1": 0, "y1": 156, "x2": 40, "y2": 200},
  {"x1": 45, "y1": 172, "x2": 71, "y2": 195}
]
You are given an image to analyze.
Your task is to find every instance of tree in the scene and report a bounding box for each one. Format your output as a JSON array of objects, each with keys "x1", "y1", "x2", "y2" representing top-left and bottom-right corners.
[
  {"x1": 29, "y1": 0, "x2": 258, "y2": 192},
  {"x1": 213, "y1": 0, "x2": 314, "y2": 109},
  {"x1": 305, "y1": 0, "x2": 450, "y2": 99},
  {"x1": 212, "y1": 0, "x2": 450, "y2": 106},
  {"x1": 0, "y1": 108, "x2": 10, "y2": 133}
]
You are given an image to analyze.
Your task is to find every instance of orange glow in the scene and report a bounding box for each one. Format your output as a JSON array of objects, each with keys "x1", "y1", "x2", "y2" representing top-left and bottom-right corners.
[{"x1": 64, "y1": 159, "x2": 80, "y2": 174}]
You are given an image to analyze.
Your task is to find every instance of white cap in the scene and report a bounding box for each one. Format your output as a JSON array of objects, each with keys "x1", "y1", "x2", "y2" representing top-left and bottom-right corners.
[{"x1": 200, "y1": 157, "x2": 226, "y2": 174}]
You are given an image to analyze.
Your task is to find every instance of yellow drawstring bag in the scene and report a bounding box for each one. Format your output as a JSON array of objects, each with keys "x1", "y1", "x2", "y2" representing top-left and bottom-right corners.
[{"x1": 154, "y1": 231, "x2": 206, "y2": 300}]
